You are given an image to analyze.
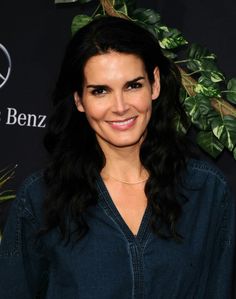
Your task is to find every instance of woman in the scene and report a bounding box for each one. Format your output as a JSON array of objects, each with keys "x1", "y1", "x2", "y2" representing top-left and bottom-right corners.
[{"x1": 0, "y1": 16, "x2": 235, "y2": 299}]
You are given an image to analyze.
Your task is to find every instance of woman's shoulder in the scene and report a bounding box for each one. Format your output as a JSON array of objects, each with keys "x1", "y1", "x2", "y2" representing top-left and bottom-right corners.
[
  {"x1": 181, "y1": 159, "x2": 235, "y2": 223},
  {"x1": 186, "y1": 158, "x2": 228, "y2": 185},
  {"x1": 18, "y1": 170, "x2": 46, "y2": 197},
  {"x1": 16, "y1": 170, "x2": 47, "y2": 222},
  {"x1": 183, "y1": 158, "x2": 231, "y2": 197}
]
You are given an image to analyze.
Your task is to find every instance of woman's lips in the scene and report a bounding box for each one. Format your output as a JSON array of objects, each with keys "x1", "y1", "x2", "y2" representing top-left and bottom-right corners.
[{"x1": 107, "y1": 116, "x2": 137, "y2": 130}]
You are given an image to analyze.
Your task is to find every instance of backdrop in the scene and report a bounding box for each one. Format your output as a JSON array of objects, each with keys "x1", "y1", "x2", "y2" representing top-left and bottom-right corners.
[
  {"x1": 0, "y1": 0, "x2": 236, "y2": 296},
  {"x1": 0, "y1": 0, "x2": 235, "y2": 234}
]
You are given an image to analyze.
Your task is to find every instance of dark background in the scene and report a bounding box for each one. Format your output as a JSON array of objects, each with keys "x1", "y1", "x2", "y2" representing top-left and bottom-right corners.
[{"x1": 0, "y1": 0, "x2": 236, "y2": 292}]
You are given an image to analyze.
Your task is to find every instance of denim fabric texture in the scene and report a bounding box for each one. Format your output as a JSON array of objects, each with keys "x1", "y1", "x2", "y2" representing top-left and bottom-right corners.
[{"x1": 0, "y1": 159, "x2": 235, "y2": 299}]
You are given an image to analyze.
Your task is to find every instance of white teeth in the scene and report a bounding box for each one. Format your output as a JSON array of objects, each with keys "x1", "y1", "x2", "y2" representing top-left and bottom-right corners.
[{"x1": 111, "y1": 118, "x2": 135, "y2": 125}]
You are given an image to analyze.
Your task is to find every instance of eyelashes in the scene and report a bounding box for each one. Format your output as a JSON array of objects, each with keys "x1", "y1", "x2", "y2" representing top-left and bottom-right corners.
[
  {"x1": 91, "y1": 87, "x2": 107, "y2": 96},
  {"x1": 90, "y1": 82, "x2": 143, "y2": 96},
  {"x1": 127, "y1": 82, "x2": 143, "y2": 90}
]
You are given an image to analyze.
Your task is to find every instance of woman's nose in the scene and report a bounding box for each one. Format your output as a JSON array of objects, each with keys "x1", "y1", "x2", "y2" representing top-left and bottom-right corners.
[{"x1": 112, "y1": 92, "x2": 129, "y2": 114}]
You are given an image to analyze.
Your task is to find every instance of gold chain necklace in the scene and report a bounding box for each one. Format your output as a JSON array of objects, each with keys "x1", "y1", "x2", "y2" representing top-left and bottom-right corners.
[{"x1": 108, "y1": 174, "x2": 148, "y2": 185}]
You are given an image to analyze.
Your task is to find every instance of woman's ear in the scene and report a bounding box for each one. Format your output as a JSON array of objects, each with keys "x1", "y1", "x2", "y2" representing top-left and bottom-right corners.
[
  {"x1": 74, "y1": 92, "x2": 85, "y2": 112},
  {"x1": 151, "y1": 67, "x2": 161, "y2": 100}
]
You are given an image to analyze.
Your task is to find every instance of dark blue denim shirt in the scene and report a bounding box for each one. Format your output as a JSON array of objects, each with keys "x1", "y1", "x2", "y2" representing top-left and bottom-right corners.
[{"x1": 0, "y1": 159, "x2": 235, "y2": 299}]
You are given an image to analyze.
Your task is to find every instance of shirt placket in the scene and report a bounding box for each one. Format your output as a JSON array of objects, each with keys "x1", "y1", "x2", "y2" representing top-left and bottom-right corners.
[{"x1": 96, "y1": 177, "x2": 152, "y2": 299}]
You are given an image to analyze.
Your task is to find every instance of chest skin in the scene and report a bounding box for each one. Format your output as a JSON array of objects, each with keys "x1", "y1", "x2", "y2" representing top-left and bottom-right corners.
[{"x1": 103, "y1": 180, "x2": 147, "y2": 236}]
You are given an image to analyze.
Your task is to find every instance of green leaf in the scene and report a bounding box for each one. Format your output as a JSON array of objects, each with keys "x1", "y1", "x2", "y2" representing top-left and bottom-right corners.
[
  {"x1": 0, "y1": 165, "x2": 17, "y2": 188},
  {"x1": 188, "y1": 43, "x2": 216, "y2": 61},
  {"x1": 201, "y1": 62, "x2": 224, "y2": 81},
  {"x1": 71, "y1": 15, "x2": 92, "y2": 35},
  {"x1": 210, "y1": 71, "x2": 225, "y2": 83},
  {"x1": 205, "y1": 108, "x2": 220, "y2": 124},
  {"x1": 197, "y1": 131, "x2": 224, "y2": 158},
  {"x1": 187, "y1": 58, "x2": 224, "y2": 79},
  {"x1": 183, "y1": 96, "x2": 200, "y2": 119},
  {"x1": 195, "y1": 76, "x2": 221, "y2": 97},
  {"x1": 131, "y1": 8, "x2": 161, "y2": 38},
  {"x1": 113, "y1": 0, "x2": 128, "y2": 15},
  {"x1": 158, "y1": 26, "x2": 188, "y2": 49},
  {"x1": 183, "y1": 95, "x2": 211, "y2": 130},
  {"x1": 197, "y1": 95, "x2": 213, "y2": 116},
  {"x1": 134, "y1": 21, "x2": 158, "y2": 38},
  {"x1": 124, "y1": 0, "x2": 136, "y2": 13},
  {"x1": 226, "y1": 78, "x2": 236, "y2": 104},
  {"x1": 211, "y1": 115, "x2": 236, "y2": 151},
  {"x1": 198, "y1": 71, "x2": 224, "y2": 84},
  {"x1": 174, "y1": 114, "x2": 189, "y2": 134},
  {"x1": 131, "y1": 8, "x2": 161, "y2": 25},
  {"x1": 186, "y1": 44, "x2": 225, "y2": 82},
  {"x1": 161, "y1": 49, "x2": 177, "y2": 60},
  {"x1": 179, "y1": 87, "x2": 188, "y2": 104},
  {"x1": 194, "y1": 83, "x2": 217, "y2": 97},
  {"x1": 0, "y1": 195, "x2": 15, "y2": 202}
]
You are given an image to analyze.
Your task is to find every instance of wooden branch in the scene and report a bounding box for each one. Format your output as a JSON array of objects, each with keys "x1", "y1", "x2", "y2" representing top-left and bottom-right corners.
[
  {"x1": 179, "y1": 67, "x2": 236, "y2": 117},
  {"x1": 178, "y1": 67, "x2": 196, "y2": 97},
  {"x1": 211, "y1": 99, "x2": 236, "y2": 117},
  {"x1": 100, "y1": 0, "x2": 128, "y2": 19}
]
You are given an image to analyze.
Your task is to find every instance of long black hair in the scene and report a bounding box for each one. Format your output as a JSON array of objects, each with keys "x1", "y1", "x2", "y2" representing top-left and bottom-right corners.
[{"x1": 43, "y1": 16, "x2": 191, "y2": 241}]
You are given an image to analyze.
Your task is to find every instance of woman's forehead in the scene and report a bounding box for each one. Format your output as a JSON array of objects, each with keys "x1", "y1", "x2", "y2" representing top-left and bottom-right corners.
[{"x1": 83, "y1": 52, "x2": 147, "y2": 84}]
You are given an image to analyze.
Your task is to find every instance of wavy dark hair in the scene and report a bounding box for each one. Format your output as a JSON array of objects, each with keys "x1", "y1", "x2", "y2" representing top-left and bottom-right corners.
[{"x1": 43, "y1": 16, "x2": 191, "y2": 241}]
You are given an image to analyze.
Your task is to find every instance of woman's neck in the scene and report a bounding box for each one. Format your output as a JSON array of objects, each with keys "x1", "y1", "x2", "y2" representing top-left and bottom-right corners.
[{"x1": 100, "y1": 143, "x2": 147, "y2": 183}]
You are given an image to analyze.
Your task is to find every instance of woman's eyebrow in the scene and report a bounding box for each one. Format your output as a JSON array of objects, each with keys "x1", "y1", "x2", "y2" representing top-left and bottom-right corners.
[
  {"x1": 126, "y1": 76, "x2": 145, "y2": 85},
  {"x1": 86, "y1": 84, "x2": 108, "y2": 89},
  {"x1": 86, "y1": 76, "x2": 145, "y2": 89}
]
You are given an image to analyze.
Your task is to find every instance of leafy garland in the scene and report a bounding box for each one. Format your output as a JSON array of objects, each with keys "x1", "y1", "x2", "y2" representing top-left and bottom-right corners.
[
  {"x1": 55, "y1": 0, "x2": 236, "y2": 161},
  {"x1": 0, "y1": 165, "x2": 17, "y2": 203},
  {"x1": 0, "y1": 165, "x2": 17, "y2": 240}
]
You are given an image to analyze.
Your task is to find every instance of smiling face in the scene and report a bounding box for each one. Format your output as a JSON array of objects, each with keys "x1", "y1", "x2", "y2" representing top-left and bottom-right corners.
[{"x1": 74, "y1": 51, "x2": 160, "y2": 153}]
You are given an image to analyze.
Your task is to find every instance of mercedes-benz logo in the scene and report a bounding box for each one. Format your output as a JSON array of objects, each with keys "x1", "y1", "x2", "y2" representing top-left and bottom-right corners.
[{"x1": 0, "y1": 43, "x2": 12, "y2": 89}]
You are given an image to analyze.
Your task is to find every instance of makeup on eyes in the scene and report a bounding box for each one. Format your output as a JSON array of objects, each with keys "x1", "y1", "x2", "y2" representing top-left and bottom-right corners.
[{"x1": 86, "y1": 76, "x2": 146, "y2": 96}]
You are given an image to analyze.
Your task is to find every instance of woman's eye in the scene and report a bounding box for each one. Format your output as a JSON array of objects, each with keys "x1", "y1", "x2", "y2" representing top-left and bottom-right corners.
[
  {"x1": 127, "y1": 82, "x2": 142, "y2": 90},
  {"x1": 91, "y1": 88, "x2": 107, "y2": 96}
]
